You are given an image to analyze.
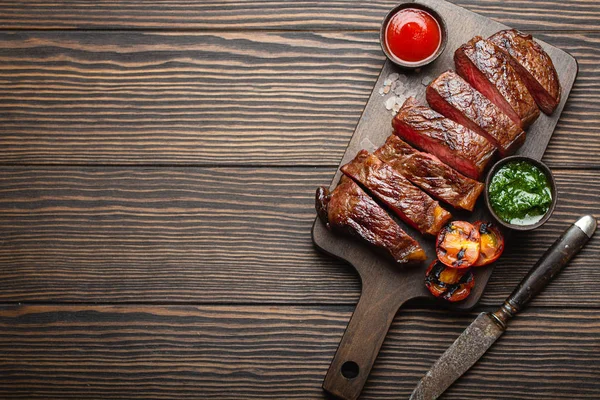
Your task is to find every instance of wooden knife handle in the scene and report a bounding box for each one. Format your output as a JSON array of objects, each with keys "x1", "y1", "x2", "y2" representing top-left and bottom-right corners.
[
  {"x1": 494, "y1": 215, "x2": 596, "y2": 325},
  {"x1": 322, "y1": 282, "x2": 411, "y2": 400}
]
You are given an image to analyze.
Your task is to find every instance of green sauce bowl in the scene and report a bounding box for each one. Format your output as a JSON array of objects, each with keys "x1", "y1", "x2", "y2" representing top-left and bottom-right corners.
[{"x1": 484, "y1": 155, "x2": 557, "y2": 231}]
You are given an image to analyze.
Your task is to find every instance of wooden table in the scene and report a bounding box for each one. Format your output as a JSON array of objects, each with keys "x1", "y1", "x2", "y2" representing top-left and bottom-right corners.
[{"x1": 0, "y1": 1, "x2": 598, "y2": 399}]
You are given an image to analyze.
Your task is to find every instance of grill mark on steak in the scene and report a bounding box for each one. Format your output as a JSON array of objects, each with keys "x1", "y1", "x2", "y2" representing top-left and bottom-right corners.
[
  {"x1": 316, "y1": 176, "x2": 426, "y2": 264},
  {"x1": 392, "y1": 97, "x2": 496, "y2": 180},
  {"x1": 489, "y1": 29, "x2": 561, "y2": 115},
  {"x1": 455, "y1": 36, "x2": 540, "y2": 128},
  {"x1": 374, "y1": 135, "x2": 484, "y2": 211},
  {"x1": 341, "y1": 150, "x2": 452, "y2": 235},
  {"x1": 427, "y1": 70, "x2": 526, "y2": 156}
]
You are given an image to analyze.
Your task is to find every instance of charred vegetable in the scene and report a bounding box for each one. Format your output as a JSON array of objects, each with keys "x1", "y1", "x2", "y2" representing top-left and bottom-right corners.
[
  {"x1": 436, "y1": 221, "x2": 481, "y2": 269},
  {"x1": 473, "y1": 221, "x2": 505, "y2": 266},
  {"x1": 425, "y1": 259, "x2": 475, "y2": 302}
]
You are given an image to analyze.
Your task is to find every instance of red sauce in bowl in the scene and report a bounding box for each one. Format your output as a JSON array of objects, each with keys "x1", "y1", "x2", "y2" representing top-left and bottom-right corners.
[{"x1": 385, "y1": 8, "x2": 442, "y2": 64}]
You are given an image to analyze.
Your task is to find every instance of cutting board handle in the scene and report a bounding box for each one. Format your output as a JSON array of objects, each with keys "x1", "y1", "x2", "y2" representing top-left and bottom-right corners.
[{"x1": 322, "y1": 281, "x2": 411, "y2": 400}]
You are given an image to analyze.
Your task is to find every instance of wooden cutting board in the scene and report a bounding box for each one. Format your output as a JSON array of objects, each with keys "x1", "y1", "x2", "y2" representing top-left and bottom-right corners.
[{"x1": 311, "y1": 0, "x2": 578, "y2": 399}]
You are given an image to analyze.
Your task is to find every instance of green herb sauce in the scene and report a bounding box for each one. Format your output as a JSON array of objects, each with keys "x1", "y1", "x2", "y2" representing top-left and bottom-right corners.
[{"x1": 488, "y1": 161, "x2": 552, "y2": 225}]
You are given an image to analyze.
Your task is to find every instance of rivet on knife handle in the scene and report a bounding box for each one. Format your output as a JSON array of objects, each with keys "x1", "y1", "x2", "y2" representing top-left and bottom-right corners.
[{"x1": 491, "y1": 215, "x2": 597, "y2": 329}]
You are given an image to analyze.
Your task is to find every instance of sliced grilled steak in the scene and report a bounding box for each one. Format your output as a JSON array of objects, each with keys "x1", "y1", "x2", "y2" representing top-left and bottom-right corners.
[
  {"x1": 489, "y1": 29, "x2": 561, "y2": 114},
  {"x1": 374, "y1": 135, "x2": 484, "y2": 211},
  {"x1": 341, "y1": 150, "x2": 451, "y2": 235},
  {"x1": 392, "y1": 97, "x2": 496, "y2": 180},
  {"x1": 316, "y1": 177, "x2": 426, "y2": 264},
  {"x1": 455, "y1": 36, "x2": 540, "y2": 128},
  {"x1": 427, "y1": 70, "x2": 526, "y2": 156}
]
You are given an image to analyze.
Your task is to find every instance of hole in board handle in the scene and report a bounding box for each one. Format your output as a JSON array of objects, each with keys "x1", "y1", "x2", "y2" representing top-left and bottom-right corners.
[{"x1": 341, "y1": 361, "x2": 360, "y2": 379}]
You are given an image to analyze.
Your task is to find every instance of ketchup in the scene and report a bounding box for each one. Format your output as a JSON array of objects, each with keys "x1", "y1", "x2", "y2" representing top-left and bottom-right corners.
[{"x1": 385, "y1": 8, "x2": 441, "y2": 64}]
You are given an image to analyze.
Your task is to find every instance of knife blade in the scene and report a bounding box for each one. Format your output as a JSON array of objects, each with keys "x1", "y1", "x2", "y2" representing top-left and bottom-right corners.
[{"x1": 409, "y1": 215, "x2": 597, "y2": 400}]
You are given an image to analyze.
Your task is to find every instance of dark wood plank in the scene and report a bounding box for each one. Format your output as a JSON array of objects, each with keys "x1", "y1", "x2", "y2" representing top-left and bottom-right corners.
[
  {"x1": 0, "y1": 31, "x2": 597, "y2": 167},
  {"x1": 0, "y1": 167, "x2": 359, "y2": 303},
  {"x1": 0, "y1": 304, "x2": 597, "y2": 399},
  {"x1": 0, "y1": 0, "x2": 597, "y2": 31},
  {"x1": 0, "y1": 167, "x2": 597, "y2": 306},
  {"x1": 0, "y1": 30, "x2": 380, "y2": 166}
]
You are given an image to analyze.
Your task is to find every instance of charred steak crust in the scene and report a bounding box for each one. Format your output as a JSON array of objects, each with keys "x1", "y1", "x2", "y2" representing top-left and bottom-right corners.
[
  {"x1": 315, "y1": 186, "x2": 331, "y2": 228},
  {"x1": 392, "y1": 97, "x2": 496, "y2": 180},
  {"x1": 374, "y1": 135, "x2": 484, "y2": 211},
  {"x1": 489, "y1": 29, "x2": 561, "y2": 115},
  {"x1": 341, "y1": 150, "x2": 451, "y2": 236},
  {"x1": 316, "y1": 177, "x2": 426, "y2": 264},
  {"x1": 426, "y1": 70, "x2": 526, "y2": 156},
  {"x1": 455, "y1": 36, "x2": 540, "y2": 128}
]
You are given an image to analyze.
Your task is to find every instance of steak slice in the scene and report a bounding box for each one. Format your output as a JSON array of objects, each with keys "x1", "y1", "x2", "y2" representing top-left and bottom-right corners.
[
  {"x1": 375, "y1": 135, "x2": 484, "y2": 211},
  {"x1": 489, "y1": 29, "x2": 561, "y2": 115},
  {"x1": 316, "y1": 176, "x2": 426, "y2": 264},
  {"x1": 392, "y1": 97, "x2": 496, "y2": 180},
  {"x1": 341, "y1": 150, "x2": 452, "y2": 235},
  {"x1": 455, "y1": 36, "x2": 540, "y2": 128},
  {"x1": 427, "y1": 70, "x2": 526, "y2": 156}
]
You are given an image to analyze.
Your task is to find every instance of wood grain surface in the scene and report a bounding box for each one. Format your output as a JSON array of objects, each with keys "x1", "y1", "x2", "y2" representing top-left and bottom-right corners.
[
  {"x1": 0, "y1": 31, "x2": 598, "y2": 166},
  {"x1": 0, "y1": 0, "x2": 598, "y2": 398},
  {"x1": 0, "y1": 167, "x2": 597, "y2": 306},
  {"x1": 0, "y1": 304, "x2": 598, "y2": 399},
  {"x1": 0, "y1": 0, "x2": 598, "y2": 30}
]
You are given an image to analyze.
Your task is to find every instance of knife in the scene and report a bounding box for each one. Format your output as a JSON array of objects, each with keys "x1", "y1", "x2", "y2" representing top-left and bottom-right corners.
[{"x1": 409, "y1": 214, "x2": 597, "y2": 400}]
